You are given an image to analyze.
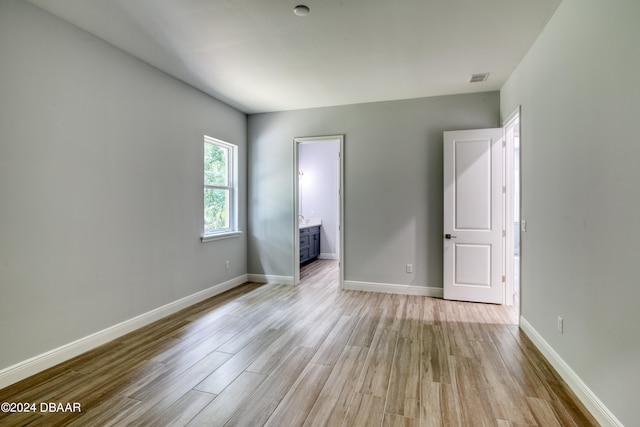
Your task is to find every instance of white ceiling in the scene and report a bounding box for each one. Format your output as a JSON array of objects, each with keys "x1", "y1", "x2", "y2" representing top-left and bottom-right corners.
[{"x1": 28, "y1": 0, "x2": 562, "y2": 114}]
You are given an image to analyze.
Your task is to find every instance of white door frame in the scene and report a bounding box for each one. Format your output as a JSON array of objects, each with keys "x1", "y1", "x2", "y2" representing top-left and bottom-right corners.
[
  {"x1": 293, "y1": 135, "x2": 344, "y2": 288},
  {"x1": 442, "y1": 114, "x2": 521, "y2": 306},
  {"x1": 503, "y1": 107, "x2": 521, "y2": 308}
]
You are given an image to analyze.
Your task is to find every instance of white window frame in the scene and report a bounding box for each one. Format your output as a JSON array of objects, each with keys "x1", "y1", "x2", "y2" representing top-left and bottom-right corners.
[{"x1": 201, "y1": 136, "x2": 241, "y2": 242}]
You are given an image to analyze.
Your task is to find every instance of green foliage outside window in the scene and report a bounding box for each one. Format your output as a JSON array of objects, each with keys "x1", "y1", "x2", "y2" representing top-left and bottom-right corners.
[{"x1": 204, "y1": 141, "x2": 231, "y2": 233}]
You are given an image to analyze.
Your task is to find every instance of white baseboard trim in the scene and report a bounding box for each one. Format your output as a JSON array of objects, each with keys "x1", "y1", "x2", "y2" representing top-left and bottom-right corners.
[
  {"x1": 319, "y1": 253, "x2": 339, "y2": 260},
  {"x1": 520, "y1": 316, "x2": 622, "y2": 427},
  {"x1": 247, "y1": 274, "x2": 294, "y2": 286},
  {"x1": 0, "y1": 274, "x2": 248, "y2": 390},
  {"x1": 343, "y1": 280, "x2": 443, "y2": 298}
]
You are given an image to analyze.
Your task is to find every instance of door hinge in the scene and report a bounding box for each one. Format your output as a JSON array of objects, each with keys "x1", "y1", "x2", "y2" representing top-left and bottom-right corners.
[
  {"x1": 502, "y1": 139, "x2": 506, "y2": 148},
  {"x1": 502, "y1": 185, "x2": 506, "y2": 194},
  {"x1": 502, "y1": 275, "x2": 506, "y2": 282},
  {"x1": 502, "y1": 230, "x2": 506, "y2": 237}
]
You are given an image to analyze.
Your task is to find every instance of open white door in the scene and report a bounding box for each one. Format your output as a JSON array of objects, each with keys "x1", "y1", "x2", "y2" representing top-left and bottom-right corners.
[{"x1": 443, "y1": 129, "x2": 504, "y2": 303}]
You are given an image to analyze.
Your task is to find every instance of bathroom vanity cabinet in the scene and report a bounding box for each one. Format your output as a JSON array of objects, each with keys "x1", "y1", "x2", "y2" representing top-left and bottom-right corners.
[{"x1": 299, "y1": 225, "x2": 320, "y2": 264}]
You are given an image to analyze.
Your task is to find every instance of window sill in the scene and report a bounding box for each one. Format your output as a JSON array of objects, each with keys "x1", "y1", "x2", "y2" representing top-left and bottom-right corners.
[{"x1": 201, "y1": 231, "x2": 242, "y2": 243}]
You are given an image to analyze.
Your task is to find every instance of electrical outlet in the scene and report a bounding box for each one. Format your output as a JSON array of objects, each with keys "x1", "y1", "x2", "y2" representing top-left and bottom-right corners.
[
  {"x1": 557, "y1": 316, "x2": 563, "y2": 333},
  {"x1": 225, "y1": 261, "x2": 230, "y2": 270},
  {"x1": 406, "y1": 264, "x2": 413, "y2": 273}
]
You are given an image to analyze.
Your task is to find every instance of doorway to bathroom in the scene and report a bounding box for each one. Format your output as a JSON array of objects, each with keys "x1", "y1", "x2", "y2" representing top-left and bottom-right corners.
[{"x1": 293, "y1": 135, "x2": 344, "y2": 288}]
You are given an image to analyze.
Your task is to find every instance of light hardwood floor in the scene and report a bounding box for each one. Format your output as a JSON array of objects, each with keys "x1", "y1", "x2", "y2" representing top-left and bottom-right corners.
[{"x1": 0, "y1": 260, "x2": 598, "y2": 426}]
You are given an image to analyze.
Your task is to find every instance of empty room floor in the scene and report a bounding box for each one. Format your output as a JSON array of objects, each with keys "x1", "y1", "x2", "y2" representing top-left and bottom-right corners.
[{"x1": 0, "y1": 260, "x2": 598, "y2": 426}]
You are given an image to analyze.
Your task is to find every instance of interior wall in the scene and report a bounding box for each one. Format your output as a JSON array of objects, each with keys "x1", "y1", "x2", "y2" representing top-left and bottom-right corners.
[
  {"x1": 0, "y1": 0, "x2": 247, "y2": 371},
  {"x1": 248, "y1": 92, "x2": 499, "y2": 288},
  {"x1": 500, "y1": 0, "x2": 640, "y2": 424},
  {"x1": 299, "y1": 140, "x2": 340, "y2": 257}
]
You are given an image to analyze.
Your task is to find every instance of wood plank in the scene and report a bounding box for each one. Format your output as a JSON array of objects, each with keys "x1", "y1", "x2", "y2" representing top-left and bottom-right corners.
[
  {"x1": 186, "y1": 372, "x2": 267, "y2": 427},
  {"x1": 422, "y1": 324, "x2": 451, "y2": 384},
  {"x1": 399, "y1": 301, "x2": 423, "y2": 340},
  {"x1": 245, "y1": 321, "x2": 310, "y2": 375},
  {"x1": 489, "y1": 327, "x2": 553, "y2": 400},
  {"x1": 114, "y1": 351, "x2": 233, "y2": 425},
  {"x1": 0, "y1": 410, "x2": 46, "y2": 427},
  {"x1": 347, "y1": 305, "x2": 384, "y2": 347},
  {"x1": 298, "y1": 317, "x2": 342, "y2": 349},
  {"x1": 223, "y1": 346, "x2": 316, "y2": 426},
  {"x1": 469, "y1": 340, "x2": 536, "y2": 425},
  {"x1": 355, "y1": 327, "x2": 398, "y2": 396},
  {"x1": 303, "y1": 346, "x2": 369, "y2": 427},
  {"x1": 496, "y1": 420, "x2": 536, "y2": 427},
  {"x1": 544, "y1": 379, "x2": 600, "y2": 427},
  {"x1": 264, "y1": 363, "x2": 332, "y2": 427},
  {"x1": 65, "y1": 395, "x2": 142, "y2": 427},
  {"x1": 147, "y1": 390, "x2": 214, "y2": 426},
  {"x1": 525, "y1": 396, "x2": 564, "y2": 427},
  {"x1": 0, "y1": 370, "x2": 86, "y2": 404},
  {"x1": 310, "y1": 314, "x2": 359, "y2": 366},
  {"x1": 383, "y1": 412, "x2": 420, "y2": 427},
  {"x1": 343, "y1": 392, "x2": 385, "y2": 427},
  {"x1": 420, "y1": 381, "x2": 461, "y2": 427},
  {"x1": 149, "y1": 329, "x2": 236, "y2": 365},
  {"x1": 385, "y1": 338, "x2": 421, "y2": 418},
  {"x1": 450, "y1": 354, "x2": 497, "y2": 426},
  {"x1": 194, "y1": 328, "x2": 283, "y2": 394},
  {"x1": 214, "y1": 308, "x2": 286, "y2": 354}
]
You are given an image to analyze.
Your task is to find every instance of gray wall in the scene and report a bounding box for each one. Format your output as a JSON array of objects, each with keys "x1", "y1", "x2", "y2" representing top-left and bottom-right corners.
[
  {"x1": 0, "y1": 1, "x2": 247, "y2": 370},
  {"x1": 501, "y1": 0, "x2": 640, "y2": 424},
  {"x1": 248, "y1": 92, "x2": 499, "y2": 288}
]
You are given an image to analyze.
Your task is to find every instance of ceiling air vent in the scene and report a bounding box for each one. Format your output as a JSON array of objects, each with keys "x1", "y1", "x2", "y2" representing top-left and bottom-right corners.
[{"x1": 469, "y1": 73, "x2": 489, "y2": 83}]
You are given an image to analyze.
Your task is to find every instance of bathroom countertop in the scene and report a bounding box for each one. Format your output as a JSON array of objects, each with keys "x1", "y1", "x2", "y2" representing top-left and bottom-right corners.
[{"x1": 299, "y1": 218, "x2": 322, "y2": 229}]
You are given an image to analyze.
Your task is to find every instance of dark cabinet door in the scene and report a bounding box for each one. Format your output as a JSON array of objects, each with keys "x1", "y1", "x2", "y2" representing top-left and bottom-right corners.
[
  {"x1": 300, "y1": 226, "x2": 320, "y2": 264},
  {"x1": 311, "y1": 233, "x2": 320, "y2": 259}
]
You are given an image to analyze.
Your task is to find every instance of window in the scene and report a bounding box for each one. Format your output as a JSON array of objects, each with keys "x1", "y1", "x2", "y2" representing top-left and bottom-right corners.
[{"x1": 202, "y1": 136, "x2": 240, "y2": 242}]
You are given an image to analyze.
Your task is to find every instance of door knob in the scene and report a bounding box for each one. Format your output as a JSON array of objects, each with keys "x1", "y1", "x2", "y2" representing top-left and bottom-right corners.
[{"x1": 445, "y1": 234, "x2": 457, "y2": 239}]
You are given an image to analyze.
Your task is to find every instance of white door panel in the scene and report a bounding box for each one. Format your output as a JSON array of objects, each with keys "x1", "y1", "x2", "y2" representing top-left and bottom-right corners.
[
  {"x1": 455, "y1": 244, "x2": 491, "y2": 286},
  {"x1": 455, "y1": 138, "x2": 492, "y2": 230},
  {"x1": 444, "y1": 129, "x2": 504, "y2": 303}
]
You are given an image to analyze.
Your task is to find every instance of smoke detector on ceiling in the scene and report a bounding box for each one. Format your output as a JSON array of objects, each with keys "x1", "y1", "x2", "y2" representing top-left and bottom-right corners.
[
  {"x1": 294, "y1": 5, "x2": 310, "y2": 16},
  {"x1": 469, "y1": 73, "x2": 490, "y2": 83}
]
